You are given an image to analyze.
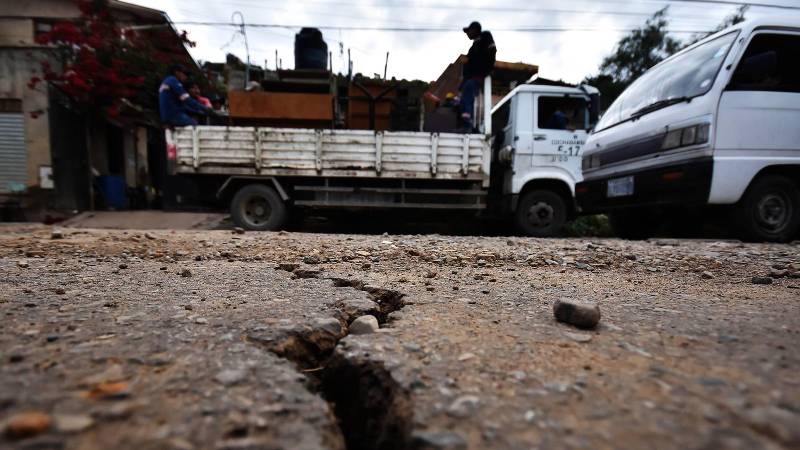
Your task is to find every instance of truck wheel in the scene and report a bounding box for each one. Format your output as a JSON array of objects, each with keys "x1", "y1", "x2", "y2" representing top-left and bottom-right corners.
[
  {"x1": 230, "y1": 184, "x2": 288, "y2": 231},
  {"x1": 515, "y1": 190, "x2": 567, "y2": 237},
  {"x1": 609, "y1": 209, "x2": 659, "y2": 240},
  {"x1": 736, "y1": 175, "x2": 800, "y2": 242}
]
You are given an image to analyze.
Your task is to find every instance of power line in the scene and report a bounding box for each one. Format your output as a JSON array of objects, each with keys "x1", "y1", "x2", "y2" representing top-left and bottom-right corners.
[
  {"x1": 170, "y1": 21, "x2": 712, "y2": 34},
  {"x1": 665, "y1": 0, "x2": 800, "y2": 10}
]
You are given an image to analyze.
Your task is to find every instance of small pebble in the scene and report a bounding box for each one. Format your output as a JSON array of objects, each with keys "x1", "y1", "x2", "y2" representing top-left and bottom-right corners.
[
  {"x1": 4, "y1": 411, "x2": 52, "y2": 439},
  {"x1": 751, "y1": 277, "x2": 773, "y2": 285},
  {"x1": 553, "y1": 298, "x2": 601, "y2": 329},
  {"x1": 349, "y1": 315, "x2": 379, "y2": 334}
]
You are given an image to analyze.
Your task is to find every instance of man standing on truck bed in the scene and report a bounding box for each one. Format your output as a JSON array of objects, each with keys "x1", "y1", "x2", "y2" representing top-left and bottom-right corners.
[
  {"x1": 158, "y1": 64, "x2": 211, "y2": 127},
  {"x1": 460, "y1": 21, "x2": 496, "y2": 132}
]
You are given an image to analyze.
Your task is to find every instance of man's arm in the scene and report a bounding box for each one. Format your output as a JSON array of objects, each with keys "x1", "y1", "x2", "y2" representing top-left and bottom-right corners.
[{"x1": 167, "y1": 77, "x2": 210, "y2": 114}]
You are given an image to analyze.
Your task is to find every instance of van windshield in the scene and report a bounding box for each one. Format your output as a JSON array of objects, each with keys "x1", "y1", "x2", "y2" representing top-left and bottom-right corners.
[{"x1": 595, "y1": 31, "x2": 738, "y2": 132}]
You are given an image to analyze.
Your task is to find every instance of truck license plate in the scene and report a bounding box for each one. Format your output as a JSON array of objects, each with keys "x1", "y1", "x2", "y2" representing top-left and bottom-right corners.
[{"x1": 607, "y1": 176, "x2": 634, "y2": 198}]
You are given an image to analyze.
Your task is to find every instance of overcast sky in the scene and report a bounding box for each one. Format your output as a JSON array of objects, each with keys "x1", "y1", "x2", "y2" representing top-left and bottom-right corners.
[{"x1": 125, "y1": 0, "x2": 800, "y2": 83}]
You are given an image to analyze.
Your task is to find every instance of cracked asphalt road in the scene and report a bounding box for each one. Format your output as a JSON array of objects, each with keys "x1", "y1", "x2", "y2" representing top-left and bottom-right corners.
[{"x1": 1, "y1": 224, "x2": 798, "y2": 450}]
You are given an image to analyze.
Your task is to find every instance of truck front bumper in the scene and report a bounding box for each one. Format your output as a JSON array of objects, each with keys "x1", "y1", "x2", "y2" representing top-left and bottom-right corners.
[{"x1": 575, "y1": 158, "x2": 713, "y2": 214}]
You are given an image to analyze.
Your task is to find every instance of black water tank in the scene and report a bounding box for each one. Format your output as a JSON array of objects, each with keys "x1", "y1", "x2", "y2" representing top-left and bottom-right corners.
[{"x1": 294, "y1": 28, "x2": 328, "y2": 70}]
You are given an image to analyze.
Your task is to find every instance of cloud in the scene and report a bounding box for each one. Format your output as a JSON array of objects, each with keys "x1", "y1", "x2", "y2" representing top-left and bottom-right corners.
[{"x1": 126, "y1": 0, "x2": 800, "y2": 83}]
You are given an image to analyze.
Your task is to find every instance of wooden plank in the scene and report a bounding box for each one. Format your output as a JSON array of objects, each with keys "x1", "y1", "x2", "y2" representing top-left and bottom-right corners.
[{"x1": 229, "y1": 91, "x2": 333, "y2": 120}]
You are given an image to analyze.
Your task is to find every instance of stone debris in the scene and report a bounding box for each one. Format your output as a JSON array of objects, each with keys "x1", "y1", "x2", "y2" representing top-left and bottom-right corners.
[
  {"x1": 214, "y1": 369, "x2": 247, "y2": 386},
  {"x1": 349, "y1": 315, "x2": 380, "y2": 334},
  {"x1": 565, "y1": 331, "x2": 593, "y2": 343},
  {"x1": 181, "y1": 268, "x2": 192, "y2": 278},
  {"x1": 553, "y1": 298, "x2": 601, "y2": 329},
  {"x1": 54, "y1": 414, "x2": 94, "y2": 433},
  {"x1": 4, "y1": 411, "x2": 52, "y2": 439},
  {"x1": 447, "y1": 395, "x2": 481, "y2": 418},
  {"x1": 751, "y1": 276, "x2": 773, "y2": 285},
  {"x1": 51, "y1": 229, "x2": 64, "y2": 240},
  {"x1": 701, "y1": 271, "x2": 714, "y2": 279},
  {"x1": 233, "y1": 227, "x2": 245, "y2": 235},
  {"x1": 412, "y1": 430, "x2": 468, "y2": 449}
]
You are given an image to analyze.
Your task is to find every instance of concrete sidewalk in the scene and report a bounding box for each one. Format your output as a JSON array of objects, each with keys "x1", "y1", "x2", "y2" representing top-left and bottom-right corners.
[{"x1": 59, "y1": 211, "x2": 227, "y2": 230}]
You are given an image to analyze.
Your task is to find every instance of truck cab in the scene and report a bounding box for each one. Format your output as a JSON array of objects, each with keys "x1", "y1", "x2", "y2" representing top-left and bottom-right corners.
[
  {"x1": 493, "y1": 84, "x2": 599, "y2": 235},
  {"x1": 577, "y1": 17, "x2": 800, "y2": 242}
]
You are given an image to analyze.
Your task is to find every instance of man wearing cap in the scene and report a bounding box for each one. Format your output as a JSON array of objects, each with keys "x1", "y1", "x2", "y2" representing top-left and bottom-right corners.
[
  {"x1": 158, "y1": 64, "x2": 211, "y2": 127},
  {"x1": 460, "y1": 21, "x2": 497, "y2": 132}
]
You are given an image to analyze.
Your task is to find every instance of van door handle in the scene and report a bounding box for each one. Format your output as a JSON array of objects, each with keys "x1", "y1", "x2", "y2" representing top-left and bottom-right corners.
[{"x1": 533, "y1": 135, "x2": 547, "y2": 141}]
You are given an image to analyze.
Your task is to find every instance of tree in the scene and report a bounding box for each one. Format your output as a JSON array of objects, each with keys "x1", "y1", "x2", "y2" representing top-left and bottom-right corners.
[
  {"x1": 584, "y1": 8, "x2": 680, "y2": 109},
  {"x1": 29, "y1": 0, "x2": 197, "y2": 118},
  {"x1": 584, "y1": 6, "x2": 749, "y2": 110},
  {"x1": 686, "y1": 5, "x2": 748, "y2": 47}
]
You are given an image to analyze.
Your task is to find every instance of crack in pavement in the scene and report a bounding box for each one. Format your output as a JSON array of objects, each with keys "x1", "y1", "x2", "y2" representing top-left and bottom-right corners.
[{"x1": 247, "y1": 265, "x2": 413, "y2": 450}]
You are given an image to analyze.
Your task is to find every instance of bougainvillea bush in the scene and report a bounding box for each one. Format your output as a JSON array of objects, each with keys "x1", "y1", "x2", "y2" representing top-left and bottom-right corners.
[{"x1": 29, "y1": 0, "x2": 196, "y2": 118}]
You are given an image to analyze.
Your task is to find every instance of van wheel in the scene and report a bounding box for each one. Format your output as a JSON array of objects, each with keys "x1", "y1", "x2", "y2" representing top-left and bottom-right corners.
[
  {"x1": 609, "y1": 209, "x2": 659, "y2": 240},
  {"x1": 515, "y1": 190, "x2": 567, "y2": 237},
  {"x1": 736, "y1": 175, "x2": 800, "y2": 242},
  {"x1": 230, "y1": 184, "x2": 288, "y2": 231}
]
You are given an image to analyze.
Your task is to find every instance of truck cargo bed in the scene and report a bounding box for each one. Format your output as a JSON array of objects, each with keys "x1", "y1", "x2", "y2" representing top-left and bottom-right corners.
[{"x1": 169, "y1": 127, "x2": 491, "y2": 183}]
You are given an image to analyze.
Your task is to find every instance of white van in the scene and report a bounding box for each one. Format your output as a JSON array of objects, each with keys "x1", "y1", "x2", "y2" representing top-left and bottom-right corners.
[{"x1": 576, "y1": 17, "x2": 800, "y2": 242}]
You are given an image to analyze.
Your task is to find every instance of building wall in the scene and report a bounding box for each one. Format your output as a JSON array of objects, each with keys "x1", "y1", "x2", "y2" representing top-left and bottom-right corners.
[
  {"x1": 0, "y1": 48, "x2": 55, "y2": 191},
  {"x1": 0, "y1": 19, "x2": 35, "y2": 46},
  {"x1": 0, "y1": 1, "x2": 81, "y2": 20}
]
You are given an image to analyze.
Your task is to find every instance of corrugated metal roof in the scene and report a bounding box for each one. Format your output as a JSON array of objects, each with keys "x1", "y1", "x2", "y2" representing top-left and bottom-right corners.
[{"x1": 0, "y1": 113, "x2": 27, "y2": 194}]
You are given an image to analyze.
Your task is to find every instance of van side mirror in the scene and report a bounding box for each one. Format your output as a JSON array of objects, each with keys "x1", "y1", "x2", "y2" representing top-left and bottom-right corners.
[{"x1": 588, "y1": 94, "x2": 600, "y2": 127}]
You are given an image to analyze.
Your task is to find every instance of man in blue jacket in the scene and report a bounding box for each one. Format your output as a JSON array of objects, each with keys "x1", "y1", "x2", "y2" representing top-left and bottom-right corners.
[
  {"x1": 158, "y1": 64, "x2": 210, "y2": 127},
  {"x1": 460, "y1": 21, "x2": 497, "y2": 132}
]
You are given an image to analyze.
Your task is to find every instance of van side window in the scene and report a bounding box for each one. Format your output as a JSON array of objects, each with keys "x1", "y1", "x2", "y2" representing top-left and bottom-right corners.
[
  {"x1": 729, "y1": 33, "x2": 800, "y2": 93},
  {"x1": 538, "y1": 96, "x2": 588, "y2": 130}
]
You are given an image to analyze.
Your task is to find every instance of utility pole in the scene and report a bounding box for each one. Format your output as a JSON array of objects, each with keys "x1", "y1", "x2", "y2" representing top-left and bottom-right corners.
[
  {"x1": 383, "y1": 51, "x2": 389, "y2": 80},
  {"x1": 347, "y1": 48, "x2": 352, "y2": 79},
  {"x1": 231, "y1": 11, "x2": 250, "y2": 86}
]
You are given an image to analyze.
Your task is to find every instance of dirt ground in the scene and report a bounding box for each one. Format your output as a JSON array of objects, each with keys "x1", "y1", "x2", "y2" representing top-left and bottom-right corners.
[{"x1": 1, "y1": 224, "x2": 798, "y2": 450}]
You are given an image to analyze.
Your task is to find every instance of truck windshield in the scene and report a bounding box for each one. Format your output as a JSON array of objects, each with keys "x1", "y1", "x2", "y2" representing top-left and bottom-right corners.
[{"x1": 595, "y1": 31, "x2": 738, "y2": 132}]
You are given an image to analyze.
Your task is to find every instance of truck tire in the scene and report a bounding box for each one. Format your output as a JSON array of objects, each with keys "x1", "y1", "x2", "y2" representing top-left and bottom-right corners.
[
  {"x1": 515, "y1": 190, "x2": 567, "y2": 237},
  {"x1": 609, "y1": 209, "x2": 659, "y2": 240},
  {"x1": 736, "y1": 175, "x2": 800, "y2": 242},
  {"x1": 230, "y1": 184, "x2": 288, "y2": 231}
]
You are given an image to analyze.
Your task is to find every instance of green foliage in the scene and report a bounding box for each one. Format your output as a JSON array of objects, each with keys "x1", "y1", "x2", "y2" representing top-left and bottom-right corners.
[
  {"x1": 564, "y1": 215, "x2": 612, "y2": 237},
  {"x1": 584, "y1": 6, "x2": 748, "y2": 111},
  {"x1": 685, "y1": 5, "x2": 748, "y2": 47},
  {"x1": 599, "y1": 8, "x2": 681, "y2": 87},
  {"x1": 584, "y1": 8, "x2": 679, "y2": 109}
]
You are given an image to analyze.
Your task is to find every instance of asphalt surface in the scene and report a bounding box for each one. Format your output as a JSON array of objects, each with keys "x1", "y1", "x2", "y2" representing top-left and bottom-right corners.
[{"x1": 1, "y1": 224, "x2": 798, "y2": 450}]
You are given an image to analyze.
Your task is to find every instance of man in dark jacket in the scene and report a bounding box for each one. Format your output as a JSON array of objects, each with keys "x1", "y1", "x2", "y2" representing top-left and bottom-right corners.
[
  {"x1": 460, "y1": 21, "x2": 496, "y2": 131},
  {"x1": 158, "y1": 64, "x2": 211, "y2": 127}
]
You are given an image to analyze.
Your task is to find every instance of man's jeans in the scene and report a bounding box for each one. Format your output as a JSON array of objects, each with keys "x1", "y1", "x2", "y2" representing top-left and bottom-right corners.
[
  {"x1": 168, "y1": 112, "x2": 198, "y2": 127},
  {"x1": 460, "y1": 78, "x2": 481, "y2": 127}
]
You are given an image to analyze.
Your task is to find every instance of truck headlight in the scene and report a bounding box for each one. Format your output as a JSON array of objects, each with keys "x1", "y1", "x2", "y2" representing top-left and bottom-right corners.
[
  {"x1": 582, "y1": 154, "x2": 601, "y2": 170},
  {"x1": 662, "y1": 123, "x2": 710, "y2": 150}
]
